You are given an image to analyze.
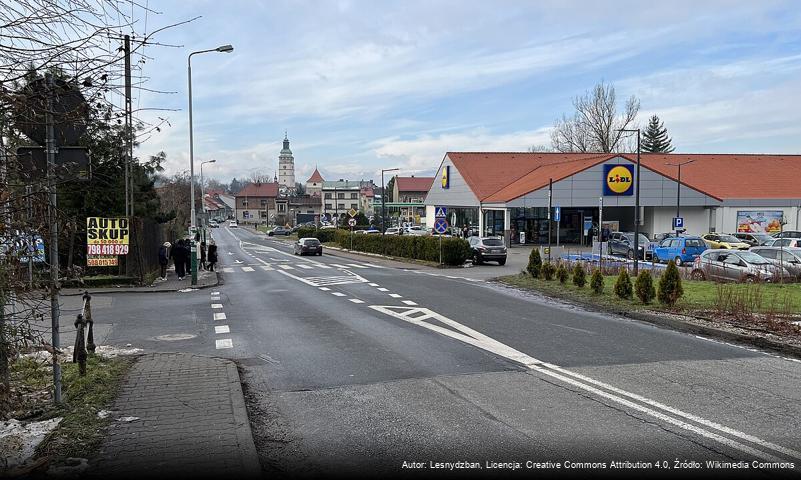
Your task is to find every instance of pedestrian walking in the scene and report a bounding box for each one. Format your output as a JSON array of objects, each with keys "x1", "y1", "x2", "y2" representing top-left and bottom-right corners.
[
  {"x1": 207, "y1": 240, "x2": 218, "y2": 272},
  {"x1": 158, "y1": 242, "x2": 171, "y2": 280},
  {"x1": 171, "y1": 239, "x2": 186, "y2": 280},
  {"x1": 199, "y1": 241, "x2": 207, "y2": 271},
  {"x1": 183, "y1": 238, "x2": 192, "y2": 278}
]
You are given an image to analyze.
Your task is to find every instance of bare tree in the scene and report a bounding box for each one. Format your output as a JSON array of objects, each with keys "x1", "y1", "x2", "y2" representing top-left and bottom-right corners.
[
  {"x1": 550, "y1": 82, "x2": 639, "y2": 153},
  {"x1": 527, "y1": 145, "x2": 553, "y2": 153}
]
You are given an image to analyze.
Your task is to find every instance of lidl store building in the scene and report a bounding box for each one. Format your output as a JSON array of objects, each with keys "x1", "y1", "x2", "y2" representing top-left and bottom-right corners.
[{"x1": 424, "y1": 152, "x2": 801, "y2": 246}]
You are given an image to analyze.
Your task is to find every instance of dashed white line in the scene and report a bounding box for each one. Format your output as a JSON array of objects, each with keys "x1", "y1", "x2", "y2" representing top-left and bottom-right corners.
[
  {"x1": 319, "y1": 287, "x2": 331, "y2": 291},
  {"x1": 402, "y1": 300, "x2": 417, "y2": 305},
  {"x1": 215, "y1": 338, "x2": 233, "y2": 349},
  {"x1": 368, "y1": 283, "x2": 379, "y2": 287},
  {"x1": 377, "y1": 287, "x2": 389, "y2": 292},
  {"x1": 210, "y1": 296, "x2": 221, "y2": 301},
  {"x1": 278, "y1": 264, "x2": 295, "y2": 270},
  {"x1": 259, "y1": 265, "x2": 274, "y2": 271},
  {"x1": 211, "y1": 291, "x2": 220, "y2": 296},
  {"x1": 349, "y1": 298, "x2": 365, "y2": 304},
  {"x1": 331, "y1": 292, "x2": 346, "y2": 297},
  {"x1": 346, "y1": 263, "x2": 368, "y2": 269},
  {"x1": 388, "y1": 293, "x2": 402, "y2": 298},
  {"x1": 215, "y1": 325, "x2": 230, "y2": 334},
  {"x1": 211, "y1": 303, "x2": 223, "y2": 309},
  {"x1": 213, "y1": 313, "x2": 227, "y2": 321},
  {"x1": 297, "y1": 264, "x2": 313, "y2": 269}
]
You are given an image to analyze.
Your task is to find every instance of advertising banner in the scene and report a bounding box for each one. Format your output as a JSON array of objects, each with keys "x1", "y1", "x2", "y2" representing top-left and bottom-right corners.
[
  {"x1": 736, "y1": 211, "x2": 783, "y2": 233},
  {"x1": 603, "y1": 164, "x2": 634, "y2": 196},
  {"x1": 86, "y1": 217, "x2": 129, "y2": 267},
  {"x1": 87, "y1": 256, "x2": 118, "y2": 267}
]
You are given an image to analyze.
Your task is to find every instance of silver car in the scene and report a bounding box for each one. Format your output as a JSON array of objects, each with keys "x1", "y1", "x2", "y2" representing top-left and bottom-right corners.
[
  {"x1": 691, "y1": 249, "x2": 789, "y2": 283},
  {"x1": 750, "y1": 247, "x2": 801, "y2": 280}
]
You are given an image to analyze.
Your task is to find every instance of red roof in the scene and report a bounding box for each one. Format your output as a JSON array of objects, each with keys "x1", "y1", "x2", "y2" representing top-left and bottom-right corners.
[
  {"x1": 235, "y1": 182, "x2": 279, "y2": 198},
  {"x1": 306, "y1": 168, "x2": 324, "y2": 183},
  {"x1": 447, "y1": 152, "x2": 801, "y2": 202},
  {"x1": 396, "y1": 176, "x2": 434, "y2": 192},
  {"x1": 360, "y1": 186, "x2": 374, "y2": 197}
]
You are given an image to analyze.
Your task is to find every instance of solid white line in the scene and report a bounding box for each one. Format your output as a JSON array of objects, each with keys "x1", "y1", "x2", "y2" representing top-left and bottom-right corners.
[
  {"x1": 402, "y1": 300, "x2": 417, "y2": 305},
  {"x1": 278, "y1": 265, "x2": 295, "y2": 270},
  {"x1": 213, "y1": 313, "x2": 227, "y2": 321},
  {"x1": 368, "y1": 283, "x2": 379, "y2": 287},
  {"x1": 211, "y1": 303, "x2": 223, "y2": 309},
  {"x1": 331, "y1": 292, "x2": 346, "y2": 297},
  {"x1": 377, "y1": 287, "x2": 389, "y2": 292},
  {"x1": 329, "y1": 264, "x2": 348, "y2": 268},
  {"x1": 388, "y1": 293, "x2": 402, "y2": 298},
  {"x1": 319, "y1": 287, "x2": 331, "y2": 291},
  {"x1": 242, "y1": 266, "x2": 255, "y2": 272},
  {"x1": 215, "y1": 338, "x2": 233, "y2": 349},
  {"x1": 214, "y1": 325, "x2": 230, "y2": 334},
  {"x1": 349, "y1": 298, "x2": 365, "y2": 304}
]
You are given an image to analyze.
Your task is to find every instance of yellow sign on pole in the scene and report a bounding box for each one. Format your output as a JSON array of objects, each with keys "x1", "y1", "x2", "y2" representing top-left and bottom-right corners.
[{"x1": 86, "y1": 217, "x2": 130, "y2": 245}]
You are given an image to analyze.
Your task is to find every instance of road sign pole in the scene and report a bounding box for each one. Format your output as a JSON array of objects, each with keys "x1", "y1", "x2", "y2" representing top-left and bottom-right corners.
[
  {"x1": 439, "y1": 233, "x2": 442, "y2": 266},
  {"x1": 45, "y1": 73, "x2": 62, "y2": 404}
]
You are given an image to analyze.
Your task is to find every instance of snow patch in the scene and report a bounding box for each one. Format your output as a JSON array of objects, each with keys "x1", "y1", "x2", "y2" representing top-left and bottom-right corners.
[{"x1": 0, "y1": 418, "x2": 62, "y2": 469}]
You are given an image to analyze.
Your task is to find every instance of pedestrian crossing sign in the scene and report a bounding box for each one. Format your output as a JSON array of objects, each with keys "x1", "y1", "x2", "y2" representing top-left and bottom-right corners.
[{"x1": 435, "y1": 206, "x2": 447, "y2": 218}]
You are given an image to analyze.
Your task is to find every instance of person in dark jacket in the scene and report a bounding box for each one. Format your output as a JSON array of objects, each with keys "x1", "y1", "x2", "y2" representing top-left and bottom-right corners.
[
  {"x1": 183, "y1": 238, "x2": 192, "y2": 279},
  {"x1": 207, "y1": 240, "x2": 218, "y2": 271},
  {"x1": 170, "y1": 239, "x2": 186, "y2": 279},
  {"x1": 158, "y1": 242, "x2": 171, "y2": 280},
  {"x1": 199, "y1": 241, "x2": 207, "y2": 271}
]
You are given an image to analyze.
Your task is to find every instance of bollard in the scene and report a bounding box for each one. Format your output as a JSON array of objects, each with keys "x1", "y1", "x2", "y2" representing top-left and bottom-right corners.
[
  {"x1": 73, "y1": 313, "x2": 87, "y2": 376},
  {"x1": 83, "y1": 291, "x2": 95, "y2": 354}
]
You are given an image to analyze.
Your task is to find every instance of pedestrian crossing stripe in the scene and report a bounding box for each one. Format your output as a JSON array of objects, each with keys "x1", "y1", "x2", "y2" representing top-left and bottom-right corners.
[
  {"x1": 278, "y1": 265, "x2": 295, "y2": 270},
  {"x1": 310, "y1": 263, "x2": 331, "y2": 269},
  {"x1": 259, "y1": 266, "x2": 274, "y2": 271},
  {"x1": 242, "y1": 266, "x2": 255, "y2": 272},
  {"x1": 297, "y1": 264, "x2": 313, "y2": 269}
]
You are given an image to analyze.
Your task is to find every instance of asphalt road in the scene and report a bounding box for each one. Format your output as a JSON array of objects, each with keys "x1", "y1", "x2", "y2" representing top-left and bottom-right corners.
[{"x1": 97, "y1": 226, "x2": 801, "y2": 477}]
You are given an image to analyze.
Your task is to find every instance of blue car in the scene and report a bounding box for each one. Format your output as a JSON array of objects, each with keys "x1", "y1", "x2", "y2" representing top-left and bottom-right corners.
[{"x1": 653, "y1": 236, "x2": 707, "y2": 266}]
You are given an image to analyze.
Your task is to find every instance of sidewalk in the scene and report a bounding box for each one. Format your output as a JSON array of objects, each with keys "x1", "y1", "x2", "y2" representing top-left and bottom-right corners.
[
  {"x1": 61, "y1": 267, "x2": 218, "y2": 296},
  {"x1": 90, "y1": 353, "x2": 261, "y2": 478}
]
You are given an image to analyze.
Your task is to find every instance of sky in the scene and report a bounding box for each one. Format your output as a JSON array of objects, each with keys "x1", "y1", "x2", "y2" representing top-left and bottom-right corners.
[{"x1": 130, "y1": 0, "x2": 801, "y2": 185}]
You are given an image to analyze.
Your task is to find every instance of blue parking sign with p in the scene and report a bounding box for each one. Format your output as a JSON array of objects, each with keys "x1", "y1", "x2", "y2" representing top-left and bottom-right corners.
[{"x1": 673, "y1": 217, "x2": 684, "y2": 229}]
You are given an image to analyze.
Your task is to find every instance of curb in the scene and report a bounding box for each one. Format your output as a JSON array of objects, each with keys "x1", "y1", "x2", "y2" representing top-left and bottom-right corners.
[
  {"x1": 223, "y1": 359, "x2": 263, "y2": 477},
  {"x1": 60, "y1": 276, "x2": 219, "y2": 296},
  {"x1": 494, "y1": 279, "x2": 801, "y2": 360}
]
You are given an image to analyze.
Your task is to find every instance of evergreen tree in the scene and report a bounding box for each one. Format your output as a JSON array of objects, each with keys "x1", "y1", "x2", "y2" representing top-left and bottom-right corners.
[
  {"x1": 590, "y1": 268, "x2": 605, "y2": 294},
  {"x1": 556, "y1": 263, "x2": 569, "y2": 284},
  {"x1": 614, "y1": 267, "x2": 633, "y2": 299},
  {"x1": 642, "y1": 115, "x2": 675, "y2": 153},
  {"x1": 527, "y1": 249, "x2": 543, "y2": 278},
  {"x1": 658, "y1": 260, "x2": 684, "y2": 307},
  {"x1": 635, "y1": 270, "x2": 656, "y2": 304},
  {"x1": 572, "y1": 263, "x2": 587, "y2": 288}
]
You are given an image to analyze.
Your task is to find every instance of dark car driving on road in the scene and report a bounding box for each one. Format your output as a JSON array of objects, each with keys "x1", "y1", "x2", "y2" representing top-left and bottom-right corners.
[
  {"x1": 293, "y1": 238, "x2": 322, "y2": 256},
  {"x1": 469, "y1": 236, "x2": 507, "y2": 265}
]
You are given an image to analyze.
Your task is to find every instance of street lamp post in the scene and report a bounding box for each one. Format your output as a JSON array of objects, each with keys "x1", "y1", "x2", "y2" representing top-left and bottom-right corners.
[
  {"x1": 200, "y1": 159, "x2": 216, "y2": 242},
  {"x1": 666, "y1": 160, "x2": 694, "y2": 236},
  {"x1": 381, "y1": 168, "x2": 399, "y2": 234},
  {"x1": 188, "y1": 44, "x2": 233, "y2": 285},
  {"x1": 618, "y1": 128, "x2": 641, "y2": 274}
]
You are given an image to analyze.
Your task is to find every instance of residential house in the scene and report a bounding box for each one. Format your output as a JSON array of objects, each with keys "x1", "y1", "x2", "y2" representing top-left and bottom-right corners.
[
  {"x1": 235, "y1": 182, "x2": 279, "y2": 225},
  {"x1": 391, "y1": 175, "x2": 434, "y2": 224}
]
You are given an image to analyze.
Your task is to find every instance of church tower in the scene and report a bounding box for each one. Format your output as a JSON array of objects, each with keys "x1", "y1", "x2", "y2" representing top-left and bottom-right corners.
[{"x1": 278, "y1": 132, "x2": 296, "y2": 194}]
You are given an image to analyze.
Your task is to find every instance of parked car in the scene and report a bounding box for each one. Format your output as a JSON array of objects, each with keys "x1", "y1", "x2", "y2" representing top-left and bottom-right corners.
[
  {"x1": 701, "y1": 233, "x2": 750, "y2": 250},
  {"x1": 732, "y1": 232, "x2": 774, "y2": 247},
  {"x1": 468, "y1": 236, "x2": 507, "y2": 265},
  {"x1": 268, "y1": 226, "x2": 291, "y2": 236},
  {"x1": 364, "y1": 228, "x2": 380, "y2": 234},
  {"x1": 691, "y1": 249, "x2": 787, "y2": 283},
  {"x1": 750, "y1": 247, "x2": 801, "y2": 279},
  {"x1": 404, "y1": 225, "x2": 429, "y2": 236},
  {"x1": 772, "y1": 238, "x2": 801, "y2": 248},
  {"x1": 293, "y1": 238, "x2": 323, "y2": 256},
  {"x1": 608, "y1": 232, "x2": 652, "y2": 260},
  {"x1": 653, "y1": 236, "x2": 707, "y2": 266},
  {"x1": 208, "y1": 221, "x2": 219, "y2": 229},
  {"x1": 228, "y1": 221, "x2": 238, "y2": 228},
  {"x1": 652, "y1": 232, "x2": 682, "y2": 244},
  {"x1": 773, "y1": 230, "x2": 801, "y2": 239},
  {"x1": 320, "y1": 225, "x2": 336, "y2": 230},
  {"x1": 384, "y1": 227, "x2": 401, "y2": 235}
]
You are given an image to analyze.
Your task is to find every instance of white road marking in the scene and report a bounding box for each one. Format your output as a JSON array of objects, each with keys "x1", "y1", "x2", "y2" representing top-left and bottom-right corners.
[
  {"x1": 346, "y1": 263, "x2": 368, "y2": 269},
  {"x1": 297, "y1": 264, "x2": 313, "y2": 269},
  {"x1": 270, "y1": 257, "x2": 283, "y2": 261},
  {"x1": 222, "y1": 267, "x2": 234, "y2": 273},
  {"x1": 276, "y1": 269, "x2": 368, "y2": 287},
  {"x1": 349, "y1": 298, "x2": 365, "y2": 304},
  {"x1": 368, "y1": 283, "x2": 379, "y2": 287},
  {"x1": 402, "y1": 300, "x2": 418, "y2": 305},
  {"x1": 313, "y1": 264, "x2": 332, "y2": 269},
  {"x1": 368, "y1": 305, "x2": 801, "y2": 463},
  {"x1": 329, "y1": 264, "x2": 348, "y2": 268},
  {"x1": 215, "y1": 325, "x2": 230, "y2": 334},
  {"x1": 278, "y1": 265, "x2": 295, "y2": 270},
  {"x1": 215, "y1": 338, "x2": 233, "y2": 349},
  {"x1": 259, "y1": 265, "x2": 274, "y2": 271},
  {"x1": 213, "y1": 313, "x2": 227, "y2": 321},
  {"x1": 211, "y1": 303, "x2": 223, "y2": 309},
  {"x1": 235, "y1": 260, "x2": 243, "y2": 264},
  {"x1": 331, "y1": 292, "x2": 346, "y2": 297},
  {"x1": 377, "y1": 287, "x2": 389, "y2": 292},
  {"x1": 242, "y1": 266, "x2": 255, "y2": 272},
  {"x1": 388, "y1": 293, "x2": 402, "y2": 298},
  {"x1": 211, "y1": 291, "x2": 220, "y2": 296},
  {"x1": 210, "y1": 296, "x2": 221, "y2": 301},
  {"x1": 319, "y1": 287, "x2": 331, "y2": 291}
]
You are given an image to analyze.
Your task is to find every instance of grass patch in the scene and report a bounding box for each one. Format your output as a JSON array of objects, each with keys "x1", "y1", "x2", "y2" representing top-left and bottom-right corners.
[{"x1": 9, "y1": 354, "x2": 134, "y2": 463}]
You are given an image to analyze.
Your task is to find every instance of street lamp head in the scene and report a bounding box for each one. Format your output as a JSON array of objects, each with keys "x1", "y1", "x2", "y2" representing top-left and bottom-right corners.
[
  {"x1": 209, "y1": 159, "x2": 217, "y2": 164},
  {"x1": 216, "y1": 44, "x2": 234, "y2": 53}
]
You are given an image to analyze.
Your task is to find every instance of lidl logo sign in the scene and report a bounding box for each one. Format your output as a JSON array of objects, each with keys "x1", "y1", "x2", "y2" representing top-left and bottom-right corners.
[
  {"x1": 441, "y1": 165, "x2": 450, "y2": 189},
  {"x1": 603, "y1": 164, "x2": 634, "y2": 196}
]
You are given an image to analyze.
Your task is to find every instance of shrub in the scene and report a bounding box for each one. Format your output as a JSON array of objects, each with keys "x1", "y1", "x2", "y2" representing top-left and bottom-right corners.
[
  {"x1": 590, "y1": 268, "x2": 604, "y2": 294},
  {"x1": 572, "y1": 263, "x2": 586, "y2": 288},
  {"x1": 634, "y1": 270, "x2": 656, "y2": 304},
  {"x1": 331, "y1": 230, "x2": 471, "y2": 266},
  {"x1": 658, "y1": 260, "x2": 684, "y2": 307},
  {"x1": 614, "y1": 268, "x2": 633, "y2": 299},
  {"x1": 295, "y1": 227, "x2": 338, "y2": 243},
  {"x1": 556, "y1": 263, "x2": 569, "y2": 284},
  {"x1": 541, "y1": 262, "x2": 555, "y2": 281},
  {"x1": 527, "y1": 249, "x2": 542, "y2": 278}
]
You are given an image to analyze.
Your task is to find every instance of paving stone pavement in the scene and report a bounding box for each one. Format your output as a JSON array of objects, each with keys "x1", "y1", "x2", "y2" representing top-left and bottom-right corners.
[{"x1": 91, "y1": 353, "x2": 261, "y2": 478}]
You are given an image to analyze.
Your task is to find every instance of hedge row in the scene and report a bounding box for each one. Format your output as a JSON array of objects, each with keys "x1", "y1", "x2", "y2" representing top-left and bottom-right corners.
[
  {"x1": 296, "y1": 227, "x2": 338, "y2": 243},
  {"x1": 333, "y1": 230, "x2": 471, "y2": 266}
]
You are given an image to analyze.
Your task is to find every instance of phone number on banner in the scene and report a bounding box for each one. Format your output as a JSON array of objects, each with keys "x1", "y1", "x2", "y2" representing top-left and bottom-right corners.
[
  {"x1": 87, "y1": 256, "x2": 118, "y2": 267},
  {"x1": 87, "y1": 244, "x2": 129, "y2": 255}
]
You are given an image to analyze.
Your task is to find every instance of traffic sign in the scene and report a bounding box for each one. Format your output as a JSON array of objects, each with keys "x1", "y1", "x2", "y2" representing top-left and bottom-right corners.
[
  {"x1": 434, "y1": 218, "x2": 448, "y2": 234},
  {"x1": 673, "y1": 217, "x2": 684, "y2": 229},
  {"x1": 348, "y1": 208, "x2": 358, "y2": 218},
  {"x1": 348, "y1": 218, "x2": 357, "y2": 227},
  {"x1": 554, "y1": 206, "x2": 561, "y2": 222},
  {"x1": 435, "y1": 206, "x2": 447, "y2": 218}
]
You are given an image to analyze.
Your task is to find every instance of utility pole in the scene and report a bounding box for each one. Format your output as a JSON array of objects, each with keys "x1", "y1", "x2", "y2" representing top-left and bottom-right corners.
[
  {"x1": 123, "y1": 35, "x2": 131, "y2": 218},
  {"x1": 45, "y1": 73, "x2": 62, "y2": 404}
]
